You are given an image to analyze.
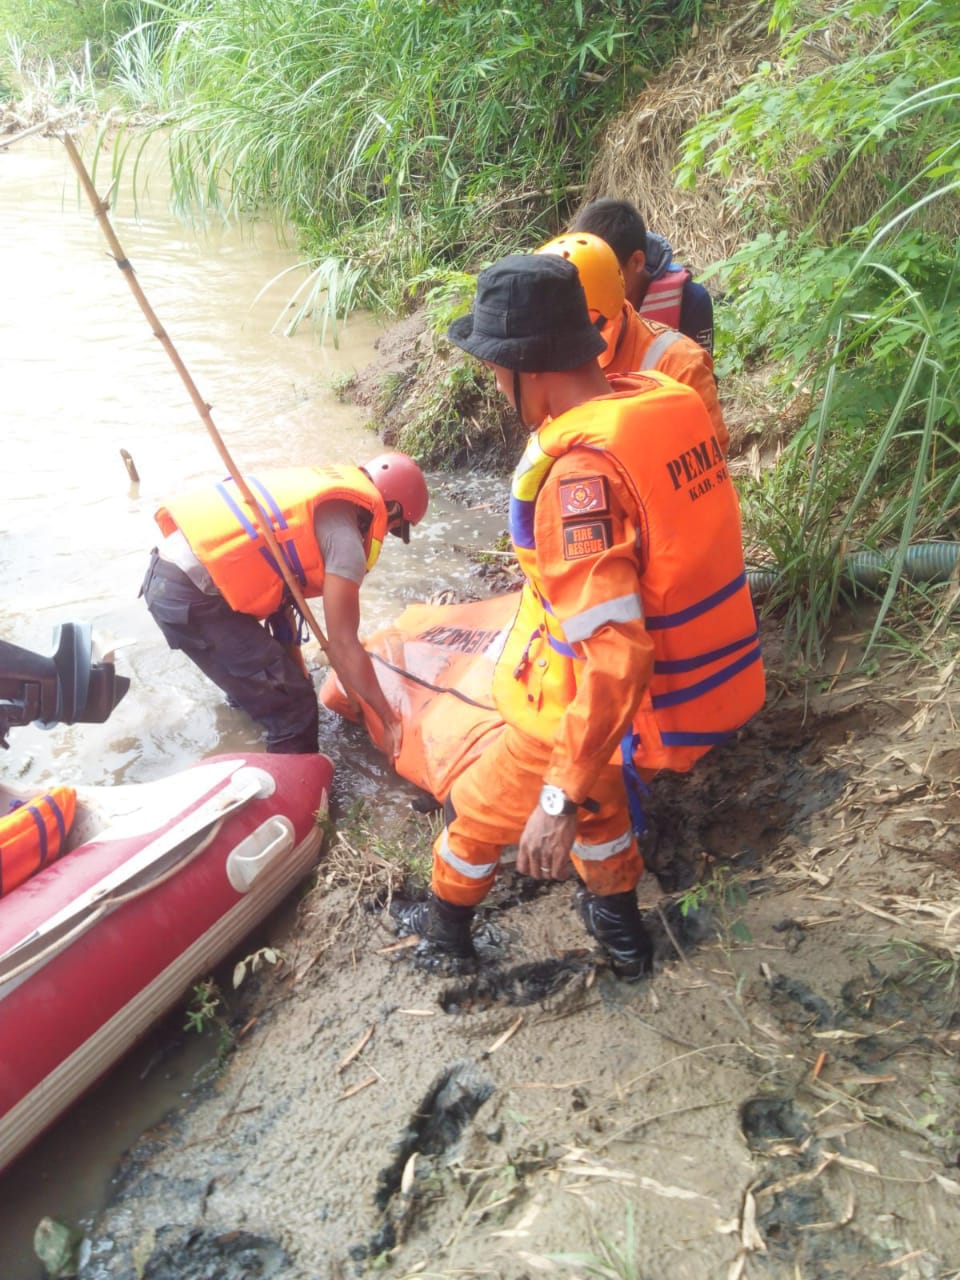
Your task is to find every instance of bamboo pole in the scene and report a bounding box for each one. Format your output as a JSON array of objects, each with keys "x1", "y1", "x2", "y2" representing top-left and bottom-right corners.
[
  {"x1": 1, "y1": 110, "x2": 78, "y2": 151},
  {"x1": 58, "y1": 130, "x2": 331, "y2": 656}
]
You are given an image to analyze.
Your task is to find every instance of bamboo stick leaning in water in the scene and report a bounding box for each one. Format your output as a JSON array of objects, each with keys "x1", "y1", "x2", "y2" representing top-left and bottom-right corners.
[
  {"x1": 0, "y1": 110, "x2": 79, "y2": 151},
  {"x1": 58, "y1": 130, "x2": 334, "y2": 660}
]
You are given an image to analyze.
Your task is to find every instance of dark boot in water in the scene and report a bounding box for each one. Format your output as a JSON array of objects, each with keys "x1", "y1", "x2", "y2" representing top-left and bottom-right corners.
[
  {"x1": 575, "y1": 884, "x2": 653, "y2": 980},
  {"x1": 391, "y1": 893, "x2": 476, "y2": 959}
]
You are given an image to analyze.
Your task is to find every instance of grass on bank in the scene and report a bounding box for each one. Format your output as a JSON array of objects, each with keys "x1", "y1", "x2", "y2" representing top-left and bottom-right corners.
[
  {"x1": 103, "y1": 0, "x2": 701, "y2": 307},
  {"x1": 674, "y1": 0, "x2": 960, "y2": 661},
  {"x1": 325, "y1": 798, "x2": 438, "y2": 898},
  {"x1": 0, "y1": 0, "x2": 135, "y2": 67}
]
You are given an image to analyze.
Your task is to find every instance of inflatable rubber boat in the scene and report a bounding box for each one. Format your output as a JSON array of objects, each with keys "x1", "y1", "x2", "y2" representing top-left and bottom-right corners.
[
  {"x1": 320, "y1": 593, "x2": 516, "y2": 800},
  {"x1": 0, "y1": 749, "x2": 332, "y2": 1173}
]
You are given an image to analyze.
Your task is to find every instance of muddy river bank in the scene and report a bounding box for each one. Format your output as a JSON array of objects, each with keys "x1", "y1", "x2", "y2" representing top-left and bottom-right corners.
[{"x1": 29, "y1": 614, "x2": 960, "y2": 1280}]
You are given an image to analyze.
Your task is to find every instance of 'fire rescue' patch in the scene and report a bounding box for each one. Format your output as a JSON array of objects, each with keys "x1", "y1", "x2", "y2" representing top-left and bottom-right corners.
[
  {"x1": 562, "y1": 519, "x2": 612, "y2": 560},
  {"x1": 558, "y1": 475, "x2": 609, "y2": 517}
]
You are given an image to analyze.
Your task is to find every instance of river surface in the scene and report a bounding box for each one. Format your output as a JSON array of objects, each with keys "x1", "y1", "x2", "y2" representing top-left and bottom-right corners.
[{"x1": 0, "y1": 136, "x2": 502, "y2": 1277}]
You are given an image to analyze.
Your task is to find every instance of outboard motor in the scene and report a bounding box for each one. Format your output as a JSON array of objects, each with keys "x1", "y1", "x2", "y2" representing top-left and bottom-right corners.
[{"x1": 0, "y1": 623, "x2": 130, "y2": 748}]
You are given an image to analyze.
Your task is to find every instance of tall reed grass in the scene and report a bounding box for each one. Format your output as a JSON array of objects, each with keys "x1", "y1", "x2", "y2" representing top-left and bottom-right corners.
[
  {"x1": 0, "y1": 0, "x2": 140, "y2": 66},
  {"x1": 105, "y1": 0, "x2": 698, "y2": 312}
]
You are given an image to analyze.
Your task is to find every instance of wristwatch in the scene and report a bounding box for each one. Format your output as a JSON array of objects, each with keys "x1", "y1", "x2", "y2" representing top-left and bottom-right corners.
[{"x1": 539, "y1": 784, "x2": 578, "y2": 817}]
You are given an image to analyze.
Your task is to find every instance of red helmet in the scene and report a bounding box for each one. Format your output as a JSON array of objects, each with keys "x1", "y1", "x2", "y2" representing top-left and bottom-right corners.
[{"x1": 362, "y1": 451, "x2": 429, "y2": 542}]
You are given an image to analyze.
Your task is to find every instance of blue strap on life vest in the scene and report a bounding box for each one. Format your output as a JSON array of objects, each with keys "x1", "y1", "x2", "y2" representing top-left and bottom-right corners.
[
  {"x1": 652, "y1": 641, "x2": 763, "y2": 711},
  {"x1": 27, "y1": 801, "x2": 50, "y2": 866},
  {"x1": 266, "y1": 603, "x2": 310, "y2": 648},
  {"x1": 248, "y1": 476, "x2": 308, "y2": 587},
  {"x1": 265, "y1": 607, "x2": 294, "y2": 646},
  {"x1": 215, "y1": 479, "x2": 308, "y2": 589},
  {"x1": 291, "y1": 603, "x2": 309, "y2": 646},
  {"x1": 643, "y1": 571, "x2": 747, "y2": 631},
  {"x1": 619, "y1": 730, "x2": 649, "y2": 838}
]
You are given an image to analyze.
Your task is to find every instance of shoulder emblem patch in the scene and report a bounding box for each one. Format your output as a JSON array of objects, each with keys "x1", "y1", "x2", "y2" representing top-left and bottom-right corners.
[
  {"x1": 562, "y1": 519, "x2": 613, "y2": 560},
  {"x1": 558, "y1": 475, "x2": 609, "y2": 517}
]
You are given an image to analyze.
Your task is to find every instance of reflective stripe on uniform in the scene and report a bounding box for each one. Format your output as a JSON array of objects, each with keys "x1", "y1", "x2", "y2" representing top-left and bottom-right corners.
[
  {"x1": 640, "y1": 329, "x2": 683, "y2": 370},
  {"x1": 437, "y1": 830, "x2": 499, "y2": 880},
  {"x1": 562, "y1": 593, "x2": 644, "y2": 643},
  {"x1": 572, "y1": 828, "x2": 634, "y2": 861}
]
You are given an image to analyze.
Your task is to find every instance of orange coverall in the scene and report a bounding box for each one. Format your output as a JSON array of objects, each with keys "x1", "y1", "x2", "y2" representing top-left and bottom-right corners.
[
  {"x1": 602, "y1": 304, "x2": 728, "y2": 453},
  {"x1": 431, "y1": 449, "x2": 655, "y2": 906}
]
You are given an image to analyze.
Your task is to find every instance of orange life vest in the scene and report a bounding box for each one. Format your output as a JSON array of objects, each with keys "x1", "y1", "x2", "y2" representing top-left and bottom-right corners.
[
  {"x1": 637, "y1": 267, "x2": 691, "y2": 330},
  {"x1": 495, "y1": 372, "x2": 764, "y2": 772},
  {"x1": 0, "y1": 786, "x2": 76, "y2": 897},
  {"x1": 155, "y1": 466, "x2": 387, "y2": 618}
]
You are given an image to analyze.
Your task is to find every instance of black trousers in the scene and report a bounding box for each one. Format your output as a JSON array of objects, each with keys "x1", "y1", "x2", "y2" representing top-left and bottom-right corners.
[{"x1": 141, "y1": 551, "x2": 319, "y2": 754}]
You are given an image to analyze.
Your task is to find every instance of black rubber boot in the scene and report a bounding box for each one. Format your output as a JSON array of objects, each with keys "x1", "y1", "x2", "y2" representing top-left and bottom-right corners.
[
  {"x1": 391, "y1": 893, "x2": 476, "y2": 959},
  {"x1": 574, "y1": 884, "x2": 653, "y2": 980}
]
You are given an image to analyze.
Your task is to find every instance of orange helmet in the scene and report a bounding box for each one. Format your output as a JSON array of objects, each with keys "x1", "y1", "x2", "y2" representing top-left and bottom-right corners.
[
  {"x1": 535, "y1": 232, "x2": 626, "y2": 328},
  {"x1": 362, "y1": 451, "x2": 429, "y2": 542}
]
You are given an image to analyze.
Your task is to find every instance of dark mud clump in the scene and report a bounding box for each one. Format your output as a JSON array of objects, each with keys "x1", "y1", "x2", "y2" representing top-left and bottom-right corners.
[
  {"x1": 439, "y1": 954, "x2": 595, "y2": 1013},
  {"x1": 133, "y1": 1227, "x2": 288, "y2": 1280},
  {"x1": 352, "y1": 1062, "x2": 495, "y2": 1261}
]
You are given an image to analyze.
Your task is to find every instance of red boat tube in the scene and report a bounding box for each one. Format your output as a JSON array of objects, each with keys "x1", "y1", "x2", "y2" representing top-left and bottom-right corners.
[{"x1": 0, "y1": 751, "x2": 332, "y2": 1173}]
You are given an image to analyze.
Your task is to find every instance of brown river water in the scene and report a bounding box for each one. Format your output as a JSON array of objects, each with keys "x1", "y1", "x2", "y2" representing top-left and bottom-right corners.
[{"x1": 0, "y1": 137, "x2": 502, "y2": 1277}]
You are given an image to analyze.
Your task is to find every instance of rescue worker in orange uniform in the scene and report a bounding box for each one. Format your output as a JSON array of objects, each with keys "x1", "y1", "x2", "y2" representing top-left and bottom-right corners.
[
  {"x1": 142, "y1": 453, "x2": 429, "y2": 757},
  {"x1": 536, "y1": 232, "x2": 728, "y2": 453},
  {"x1": 571, "y1": 198, "x2": 715, "y2": 356},
  {"x1": 393, "y1": 255, "x2": 763, "y2": 977}
]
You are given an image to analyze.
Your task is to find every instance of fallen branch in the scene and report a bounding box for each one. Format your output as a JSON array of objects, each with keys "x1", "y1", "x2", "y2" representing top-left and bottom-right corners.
[{"x1": 337, "y1": 1023, "x2": 376, "y2": 1073}]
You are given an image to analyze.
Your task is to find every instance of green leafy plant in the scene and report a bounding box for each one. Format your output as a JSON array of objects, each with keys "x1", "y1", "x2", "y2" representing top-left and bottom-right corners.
[
  {"x1": 411, "y1": 268, "x2": 480, "y2": 336},
  {"x1": 183, "y1": 977, "x2": 223, "y2": 1034},
  {"x1": 678, "y1": 868, "x2": 752, "y2": 946},
  {"x1": 393, "y1": 356, "x2": 512, "y2": 468},
  {"x1": 33, "y1": 1217, "x2": 87, "y2": 1280},
  {"x1": 338, "y1": 797, "x2": 438, "y2": 890},
  {"x1": 183, "y1": 976, "x2": 236, "y2": 1071},
  {"x1": 109, "y1": 10, "x2": 179, "y2": 109},
  {"x1": 0, "y1": 31, "x2": 99, "y2": 108},
  {"x1": 878, "y1": 937, "x2": 960, "y2": 993},
  {"x1": 254, "y1": 256, "x2": 365, "y2": 349},
  {"x1": 680, "y1": 0, "x2": 960, "y2": 660},
  {"x1": 314, "y1": 804, "x2": 335, "y2": 843},
  {"x1": 548, "y1": 1204, "x2": 642, "y2": 1280},
  {"x1": 677, "y1": 880, "x2": 709, "y2": 918},
  {"x1": 0, "y1": 0, "x2": 140, "y2": 66}
]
